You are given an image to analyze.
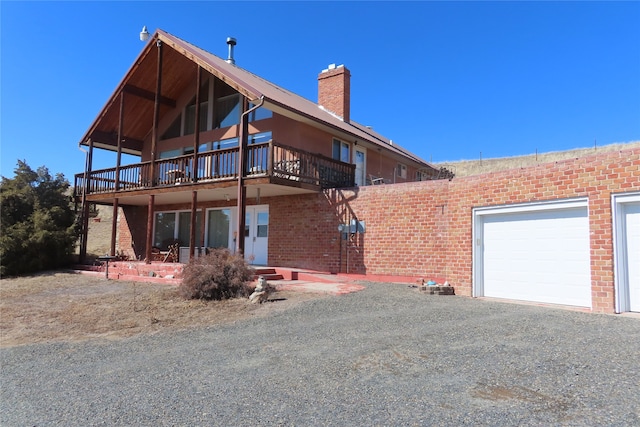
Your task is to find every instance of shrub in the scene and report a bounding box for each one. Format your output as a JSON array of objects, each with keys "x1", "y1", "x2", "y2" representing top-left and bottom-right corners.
[
  {"x1": 179, "y1": 249, "x2": 254, "y2": 300},
  {"x1": 0, "y1": 161, "x2": 79, "y2": 277}
]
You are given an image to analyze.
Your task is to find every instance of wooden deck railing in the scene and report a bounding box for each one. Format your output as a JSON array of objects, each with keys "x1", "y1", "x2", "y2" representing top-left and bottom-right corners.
[{"x1": 74, "y1": 141, "x2": 355, "y2": 196}]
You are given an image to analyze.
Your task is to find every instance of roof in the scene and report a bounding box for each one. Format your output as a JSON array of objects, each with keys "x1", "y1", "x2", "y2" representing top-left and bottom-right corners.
[{"x1": 79, "y1": 29, "x2": 433, "y2": 168}]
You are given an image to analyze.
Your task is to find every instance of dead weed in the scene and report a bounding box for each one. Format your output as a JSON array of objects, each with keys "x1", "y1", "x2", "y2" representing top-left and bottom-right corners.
[{"x1": 0, "y1": 272, "x2": 319, "y2": 347}]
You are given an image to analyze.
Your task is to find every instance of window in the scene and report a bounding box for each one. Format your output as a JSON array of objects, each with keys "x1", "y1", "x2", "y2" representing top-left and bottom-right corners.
[
  {"x1": 162, "y1": 78, "x2": 210, "y2": 140},
  {"x1": 248, "y1": 103, "x2": 272, "y2": 122},
  {"x1": 153, "y1": 210, "x2": 202, "y2": 250},
  {"x1": 397, "y1": 163, "x2": 407, "y2": 179},
  {"x1": 248, "y1": 131, "x2": 272, "y2": 145},
  {"x1": 416, "y1": 170, "x2": 431, "y2": 181},
  {"x1": 257, "y1": 212, "x2": 269, "y2": 237},
  {"x1": 207, "y1": 209, "x2": 231, "y2": 248},
  {"x1": 154, "y1": 212, "x2": 176, "y2": 250},
  {"x1": 159, "y1": 149, "x2": 182, "y2": 159},
  {"x1": 216, "y1": 94, "x2": 241, "y2": 129},
  {"x1": 161, "y1": 117, "x2": 181, "y2": 140},
  {"x1": 332, "y1": 138, "x2": 350, "y2": 162},
  {"x1": 184, "y1": 101, "x2": 209, "y2": 135},
  {"x1": 214, "y1": 137, "x2": 239, "y2": 150}
]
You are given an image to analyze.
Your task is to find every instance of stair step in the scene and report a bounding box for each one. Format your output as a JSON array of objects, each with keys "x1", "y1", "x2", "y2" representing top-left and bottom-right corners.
[
  {"x1": 253, "y1": 273, "x2": 284, "y2": 281},
  {"x1": 253, "y1": 267, "x2": 277, "y2": 275}
]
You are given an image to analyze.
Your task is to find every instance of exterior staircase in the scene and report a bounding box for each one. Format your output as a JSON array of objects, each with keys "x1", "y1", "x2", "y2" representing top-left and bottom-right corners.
[{"x1": 252, "y1": 267, "x2": 284, "y2": 281}]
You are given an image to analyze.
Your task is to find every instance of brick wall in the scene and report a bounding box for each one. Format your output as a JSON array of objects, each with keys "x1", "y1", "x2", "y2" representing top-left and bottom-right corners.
[
  {"x1": 342, "y1": 148, "x2": 639, "y2": 312},
  {"x1": 116, "y1": 147, "x2": 639, "y2": 313}
]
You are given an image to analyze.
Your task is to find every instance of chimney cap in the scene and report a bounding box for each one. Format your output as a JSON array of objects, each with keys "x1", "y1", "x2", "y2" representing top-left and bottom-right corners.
[
  {"x1": 321, "y1": 63, "x2": 347, "y2": 73},
  {"x1": 226, "y1": 37, "x2": 237, "y2": 46}
]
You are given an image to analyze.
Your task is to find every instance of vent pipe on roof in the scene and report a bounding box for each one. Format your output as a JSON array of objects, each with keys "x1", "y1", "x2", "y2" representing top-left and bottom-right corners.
[
  {"x1": 226, "y1": 37, "x2": 237, "y2": 64},
  {"x1": 140, "y1": 26, "x2": 150, "y2": 42}
]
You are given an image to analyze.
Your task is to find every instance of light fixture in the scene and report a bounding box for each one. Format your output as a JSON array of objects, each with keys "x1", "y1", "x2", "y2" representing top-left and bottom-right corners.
[
  {"x1": 140, "y1": 26, "x2": 150, "y2": 42},
  {"x1": 225, "y1": 194, "x2": 230, "y2": 202}
]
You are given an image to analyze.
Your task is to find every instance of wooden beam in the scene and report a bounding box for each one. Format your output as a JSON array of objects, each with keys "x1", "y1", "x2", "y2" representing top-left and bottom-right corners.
[
  {"x1": 149, "y1": 39, "x2": 163, "y2": 189},
  {"x1": 193, "y1": 66, "x2": 201, "y2": 183},
  {"x1": 189, "y1": 191, "x2": 197, "y2": 260},
  {"x1": 89, "y1": 131, "x2": 143, "y2": 152},
  {"x1": 110, "y1": 198, "x2": 119, "y2": 256},
  {"x1": 123, "y1": 83, "x2": 176, "y2": 108},
  {"x1": 115, "y1": 92, "x2": 125, "y2": 191},
  {"x1": 145, "y1": 195, "x2": 155, "y2": 264}
]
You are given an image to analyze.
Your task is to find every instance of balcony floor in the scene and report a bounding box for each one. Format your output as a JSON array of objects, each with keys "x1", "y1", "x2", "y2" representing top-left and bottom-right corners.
[{"x1": 82, "y1": 176, "x2": 321, "y2": 206}]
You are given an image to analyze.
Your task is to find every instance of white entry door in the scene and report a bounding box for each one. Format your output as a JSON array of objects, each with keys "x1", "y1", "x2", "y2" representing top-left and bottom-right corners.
[
  {"x1": 355, "y1": 148, "x2": 366, "y2": 187},
  {"x1": 244, "y1": 205, "x2": 269, "y2": 265}
]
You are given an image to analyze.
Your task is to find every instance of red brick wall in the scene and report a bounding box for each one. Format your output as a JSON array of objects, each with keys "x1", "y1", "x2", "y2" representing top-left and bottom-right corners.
[
  {"x1": 316, "y1": 147, "x2": 638, "y2": 313},
  {"x1": 116, "y1": 147, "x2": 639, "y2": 313},
  {"x1": 119, "y1": 205, "x2": 148, "y2": 260}
]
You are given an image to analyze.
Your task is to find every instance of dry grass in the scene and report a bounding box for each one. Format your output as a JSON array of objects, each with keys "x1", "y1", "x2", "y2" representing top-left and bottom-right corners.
[{"x1": 0, "y1": 272, "x2": 322, "y2": 348}]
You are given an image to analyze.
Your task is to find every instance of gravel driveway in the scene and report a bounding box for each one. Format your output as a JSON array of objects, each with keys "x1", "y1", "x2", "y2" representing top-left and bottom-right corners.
[{"x1": 2, "y1": 282, "x2": 639, "y2": 426}]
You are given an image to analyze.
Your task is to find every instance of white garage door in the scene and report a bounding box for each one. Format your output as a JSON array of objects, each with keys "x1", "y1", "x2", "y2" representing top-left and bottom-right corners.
[
  {"x1": 623, "y1": 202, "x2": 640, "y2": 312},
  {"x1": 475, "y1": 201, "x2": 591, "y2": 307}
]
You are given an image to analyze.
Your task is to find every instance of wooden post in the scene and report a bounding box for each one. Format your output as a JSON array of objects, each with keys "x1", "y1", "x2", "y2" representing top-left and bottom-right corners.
[
  {"x1": 200, "y1": 210, "x2": 206, "y2": 250},
  {"x1": 235, "y1": 97, "x2": 249, "y2": 256},
  {"x1": 115, "y1": 92, "x2": 125, "y2": 191},
  {"x1": 189, "y1": 190, "x2": 197, "y2": 260},
  {"x1": 145, "y1": 195, "x2": 155, "y2": 263},
  {"x1": 193, "y1": 66, "x2": 201, "y2": 183},
  {"x1": 110, "y1": 198, "x2": 119, "y2": 256},
  {"x1": 79, "y1": 139, "x2": 94, "y2": 263},
  {"x1": 149, "y1": 39, "x2": 163, "y2": 188}
]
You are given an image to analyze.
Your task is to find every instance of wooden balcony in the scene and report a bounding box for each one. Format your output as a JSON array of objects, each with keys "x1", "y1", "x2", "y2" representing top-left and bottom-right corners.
[{"x1": 74, "y1": 141, "x2": 355, "y2": 199}]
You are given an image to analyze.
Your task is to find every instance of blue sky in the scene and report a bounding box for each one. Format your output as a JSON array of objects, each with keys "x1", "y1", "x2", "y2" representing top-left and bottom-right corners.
[{"x1": 2, "y1": 1, "x2": 639, "y2": 182}]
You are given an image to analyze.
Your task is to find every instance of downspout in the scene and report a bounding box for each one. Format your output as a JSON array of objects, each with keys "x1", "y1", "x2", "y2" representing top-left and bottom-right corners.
[{"x1": 235, "y1": 96, "x2": 265, "y2": 257}]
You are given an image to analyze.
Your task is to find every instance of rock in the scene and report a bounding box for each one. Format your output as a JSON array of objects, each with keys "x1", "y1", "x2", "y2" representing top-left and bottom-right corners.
[{"x1": 249, "y1": 276, "x2": 275, "y2": 304}]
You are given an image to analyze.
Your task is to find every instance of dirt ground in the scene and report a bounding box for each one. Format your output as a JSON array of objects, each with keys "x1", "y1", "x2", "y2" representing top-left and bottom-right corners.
[{"x1": 0, "y1": 272, "x2": 324, "y2": 348}]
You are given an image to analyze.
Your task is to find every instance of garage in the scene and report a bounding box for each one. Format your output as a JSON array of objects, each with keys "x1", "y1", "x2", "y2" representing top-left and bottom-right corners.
[
  {"x1": 613, "y1": 193, "x2": 640, "y2": 313},
  {"x1": 473, "y1": 199, "x2": 591, "y2": 307}
]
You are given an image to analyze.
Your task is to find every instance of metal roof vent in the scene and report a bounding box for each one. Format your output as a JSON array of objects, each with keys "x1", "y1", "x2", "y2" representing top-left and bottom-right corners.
[{"x1": 226, "y1": 37, "x2": 237, "y2": 64}]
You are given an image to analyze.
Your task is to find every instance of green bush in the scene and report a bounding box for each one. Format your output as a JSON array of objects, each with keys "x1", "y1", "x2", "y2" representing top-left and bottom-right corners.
[
  {"x1": 0, "y1": 161, "x2": 79, "y2": 277},
  {"x1": 179, "y1": 249, "x2": 254, "y2": 300}
]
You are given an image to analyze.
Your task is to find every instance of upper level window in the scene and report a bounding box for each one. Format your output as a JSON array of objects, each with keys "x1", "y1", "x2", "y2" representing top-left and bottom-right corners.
[
  {"x1": 214, "y1": 137, "x2": 239, "y2": 150},
  {"x1": 416, "y1": 170, "x2": 431, "y2": 181},
  {"x1": 216, "y1": 94, "x2": 241, "y2": 129},
  {"x1": 249, "y1": 131, "x2": 272, "y2": 145},
  {"x1": 162, "y1": 78, "x2": 210, "y2": 140},
  {"x1": 332, "y1": 138, "x2": 350, "y2": 163},
  {"x1": 159, "y1": 148, "x2": 182, "y2": 159},
  {"x1": 397, "y1": 163, "x2": 407, "y2": 179},
  {"x1": 248, "y1": 102, "x2": 272, "y2": 122}
]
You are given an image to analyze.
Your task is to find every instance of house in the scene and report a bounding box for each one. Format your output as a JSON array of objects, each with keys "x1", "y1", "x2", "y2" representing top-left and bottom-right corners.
[
  {"x1": 76, "y1": 29, "x2": 639, "y2": 315},
  {"x1": 75, "y1": 29, "x2": 444, "y2": 266}
]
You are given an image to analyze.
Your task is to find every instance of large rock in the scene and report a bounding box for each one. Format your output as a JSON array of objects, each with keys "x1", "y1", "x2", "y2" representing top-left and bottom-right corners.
[{"x1": 249, "y1": 276, "x2": 275, "y2": 303}]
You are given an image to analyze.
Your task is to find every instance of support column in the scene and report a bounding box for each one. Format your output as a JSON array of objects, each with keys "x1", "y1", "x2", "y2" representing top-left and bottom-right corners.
[
  {"x1": 115, "y1": 92, "x2": 125, "y2": 191},
  {"x1": 189, "y1": 190, "x2": 197, "y2": 260},
  {"x1": 145, "y1": 195, "x2": 155, "y2": 263},
  {"x1": 149, "y1": 39, "x2": 163, "y2": 187},
  {"x1": 193, "y1": 66, "x2": 201, "y2": 183},
  {"x1": 110, "y1": 198, "x2": 119, "y2": 256},
  {"x1": 235, "y1": 97, "x2": 249, "y2": 256},
  {"x1": 79, "y1": 139, "x2": 94, "y2": 263}
]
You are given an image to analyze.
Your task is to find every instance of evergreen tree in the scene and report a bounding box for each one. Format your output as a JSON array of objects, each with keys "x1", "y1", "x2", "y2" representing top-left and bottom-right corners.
[{"x1": 0, "y1": 160, "x2": 79, "y2": 276}]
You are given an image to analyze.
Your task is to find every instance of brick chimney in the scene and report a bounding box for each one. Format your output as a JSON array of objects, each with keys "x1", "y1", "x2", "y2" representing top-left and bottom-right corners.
[{"x1": 318, "y1": 64, "x2": 350, "y2": 122}]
